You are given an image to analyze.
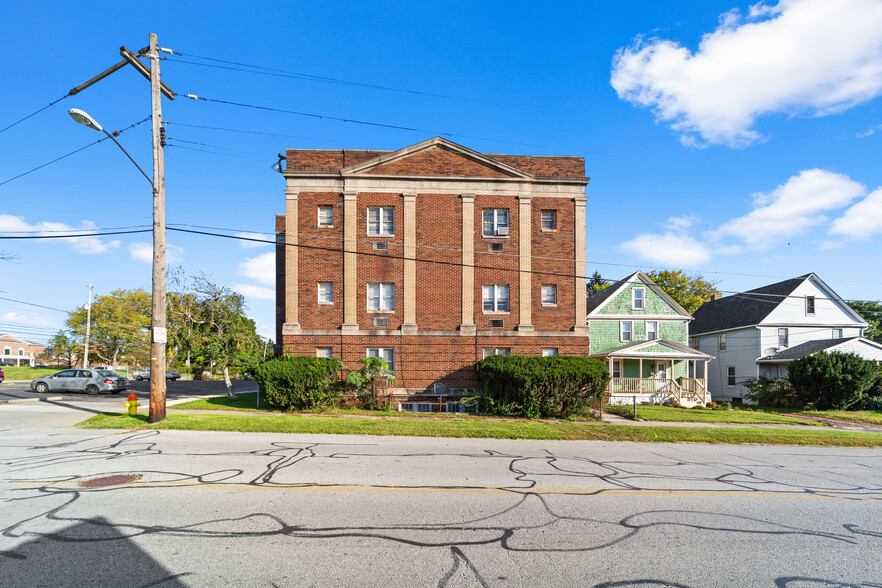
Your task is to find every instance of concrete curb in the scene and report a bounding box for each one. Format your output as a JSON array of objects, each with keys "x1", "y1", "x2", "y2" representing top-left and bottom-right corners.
[{"x1": 1, "y1": 395, "x2": 69, "y2": 405}]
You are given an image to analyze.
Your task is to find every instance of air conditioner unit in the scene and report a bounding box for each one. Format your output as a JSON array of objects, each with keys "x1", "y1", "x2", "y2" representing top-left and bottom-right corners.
[
  {"x1": 373, "y1": 317, "x2": 389, "y2": 328},
  {"x1": 489, "y1": 319, "x2": 504, "y2": 328},
  {"x1": 496, "y1": 226, "x2": 509, "y2": 236},
  {"x1": 373, "y1": 241, "x2": 389, "y2": 251},
  {"x1": 489, "y1": 243, "x2": 503, "y2": 252}
]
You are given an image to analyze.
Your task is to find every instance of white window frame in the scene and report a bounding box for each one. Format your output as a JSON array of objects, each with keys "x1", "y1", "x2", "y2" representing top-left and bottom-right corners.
[
  {"x1": 719, "y1": 334, "x2": 727, "y2": 352},
  {"x1": 366, "y1": 347, "x2": 394, "y2": 372},
  {"x1": 318, "y1": 206, "x2": 334, "y2": 228},
  {"x1": 540, "y1": 285, "x2": 557, "y2": 306},
  {"x1": 833, "y1": 328, "x2": 843, "y2": 339},
  {"x1": 483, "y1": 347, "x2": 511, "y2": 359},
  {"x1": 805, "y1": 296, "x2": 815, "y2": 315},
  {"x1": 727, "y1": 366, "x2": 736, "y2": 387},
  {"x1": 482, "y1": 284, "x2": 510, "y2": 313},
  {"x1": 18, "y1": 348, "x2": 24, "y2": 356},
  {"x1": 540, "y1": 210, "x2": 557, "y2": 231},
  {"x1": 620, "y1": 321, "x2": 633, "y2": 342},
  {"x1": 778, "y1": 328, "x2": 789, "y2": 348},
  {"x1": 367, "y1": 282, "x2": 395, "y2": 312},
  {"x1": 632, "y1": 288, "x2": 645, "y2": 310},
  {"x1": 482, "y1": 209, "x2": 509, "y2": 237},
  {"x1": 316, "y1": 347, "x2": 333, "y2": 358},
  {"x1": 318, "y1": 282, "x2": 334, "y2": 305},
  {"x1": 367, "y1": 207, "x2": 394, "y2": 236},
  {"x1": 646, "y1": 321, "x2": 658, "y2": 341},
  {"x1": 612, "y1": 360, "x2": 622, "y2": 379},
  {"x1": 3, "y1": 347, "x2": 10, "y2": 356},
  {"x1": 542, "y1": 348, "x2": 558, "y2": 357}
]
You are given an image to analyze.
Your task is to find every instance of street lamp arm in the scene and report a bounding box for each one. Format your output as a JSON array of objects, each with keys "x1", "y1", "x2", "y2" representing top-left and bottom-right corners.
[{"x1": 101, "y1": 129, "x2": 155, "y2": 187}]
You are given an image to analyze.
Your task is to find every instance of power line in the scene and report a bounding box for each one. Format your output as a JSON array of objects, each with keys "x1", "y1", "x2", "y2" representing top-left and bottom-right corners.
[
  {"x1": 0, "y1": 229, "x2": 151, "y2": 240},
  {"x1": 0, "y1": 224, "x2": 151, "y2": 235},
  {"x1": 164, "y1": 121, "x2": 321, "y2": 141},
  {"x1": 0, "y1": 94, "x2": 70, "y2": 135},
  {"x1": 0, "y1": 296, "x2": 69, "y2": 313},
  {"x1": 165, "y1": 142, "x2": 267, "y2": 162},
  {"x1": 0, "y1": 116, "x2": 151, "y2": 188}
]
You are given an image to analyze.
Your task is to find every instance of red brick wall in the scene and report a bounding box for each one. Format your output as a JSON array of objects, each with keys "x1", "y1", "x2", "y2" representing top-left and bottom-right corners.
[
  {"x1": 473, "y1": 195, "x2": 520, "y2": 330},
  {"x1": 298, "y1": 193, "x2": 344, "y2": 330},
  {"x1": 282, "y1": 334, "x2": 591, "y2": 389},
  {"x1": 357, "y1": 193, "x2": 404, "y2": 329},
  {"x1": 366, "y1": 146, "x2": 508, "y2": 177},
  {"x1": 532, "y1": 199, "x2": 576, "y2": 331},
  {"x1": 416, "y1": 194, "x2": 462, "y2": 330}
]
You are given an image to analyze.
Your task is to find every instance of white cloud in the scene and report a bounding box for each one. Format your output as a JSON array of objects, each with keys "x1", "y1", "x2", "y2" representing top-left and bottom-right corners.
[
  {"x1": 830, "y1": 187, "x2": 882, "y2": 239},
  {"x1": 714, "y1": 169, "x2": 865, "y2": 249},
  {"x1": 856, "y1": 124, "x2": 882, "y2": 138},
  {"x1": 611, "y1": 0, "x2": 882, "y2": 146},
  {"x1": 0, "y1": 215, "x2": 121, "y2": 254},
  {"x1": 2, "y1": 311, "x2": 54, "y2": 328},
  {"x1": 667, "y1": 215, "x2": 698, "y2": 231},
  {"x1": 233, "y1": 284, "x2": 275, "y2": 300},
  {"x1": 620, "y1": 232, "x2": 712, "y2": 266},
  {"x1": 129, "y1": 242, "x2": 184, "y2": 264},
  {"x1": 238, "y1": 252, "x2": 275, "y2": 286},
  {"x1": 715, "y1": 244, "x2": 744, "y2": 255},
  {"x1": 819, "y1": 240, "x2": 846, "y2": 250},
  {"x1": 235, "y1": 232, "x2": 273, "y2": 248}
]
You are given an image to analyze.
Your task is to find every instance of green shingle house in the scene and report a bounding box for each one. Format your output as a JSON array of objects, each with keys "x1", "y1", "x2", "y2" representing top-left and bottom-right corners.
[{"x1": 586, "y1": 271, "x2": 714, "y2": 406}]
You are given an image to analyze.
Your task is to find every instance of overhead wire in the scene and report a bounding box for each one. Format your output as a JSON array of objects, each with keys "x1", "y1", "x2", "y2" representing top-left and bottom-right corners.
[{"x1": 0, "y1": 93, "x2": 70, "y2": 135}]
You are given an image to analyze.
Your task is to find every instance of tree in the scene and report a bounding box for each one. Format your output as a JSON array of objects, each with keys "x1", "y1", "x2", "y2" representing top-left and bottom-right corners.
[
  {"x1": 646, "y1": 270, "x2": 719, "y2": 314},
  {"x1": 788, "y1": 351, "x2": 881, "y2": 410},
  {"x1": 849, "y1": 301, "x2": 882, "y2": 342},
  {"x1": 586, "y1": 271, "x2": 610, "y2": 296},
  {"x1": 47, "y1": 331, "x2": 76, "y2": 368},
  {"x1": 65, "y1": 289, "x2": 151, "y2": 367}
]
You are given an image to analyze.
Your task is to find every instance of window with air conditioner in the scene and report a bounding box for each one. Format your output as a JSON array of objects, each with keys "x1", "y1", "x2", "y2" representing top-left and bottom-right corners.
[
  {"x1": 367, "y1": 283, "x2": 395, "y2": 312},
  {"x1": 318, "y1": 206, "x2": 334, "y2": 228},
  {"x1": 482, "y1": 209, "x2": 509, "y2": 237},
  {"x1": 367, "y1": 207, "x2": 394, "y2": 235},
  {"x1": 482, "y1": 284, "x2": 509, "y2": 313},
  {"x1": 318, "y1": 282, "x2": 333, "y2": 305}
]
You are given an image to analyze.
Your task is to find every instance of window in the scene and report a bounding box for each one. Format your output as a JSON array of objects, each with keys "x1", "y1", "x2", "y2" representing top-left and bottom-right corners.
[
  {"x1": 316, "y1": 347, "x2": 332, "y2": 358},
  {"x1": 318, "y1": 206, "x2": 334, "y2": 227},
  {"x1": 318, "y1": 282, "x2": 334, "y2": 305},
  {"x1": 540, "y1": 210, "x2": 557, "y2": 231},
  {"x1": 727, "y1": 366, "x2": 736, "y2": 387},
  {"x1": 541, "y1": 285, "x2": 557, "y2": 306},
  {"x1": 690, "y1": 337, "x2": 698, "y2": 349},
  {"x1": 632, "y1": 288, "x2": 645, "y2": 310},
  {"x1": 833, "y1": 328, "x2": 843, "y2": 339},
  {"x1": 482, "y1": 284, "x2": 510, "y2": 313},
  {"x1": 483, "y1": 347, "x2": 511, "y2": 358},
  {"x1": 367, "y1": 283, "x2": 395, "y2": 312},
  {"x1": 719, "y1": 334, "x2": 727, "y2": 351},
  {"x1": 806, "y1": 296, "x2": 815, "y2": 315},
  {"x1": 366, "y1": 347, "x2": 394, "y2": 371},
  {"x1": 18, "y1": 348, "x2": 24, "y2": 356},
  {"x1": 56, "y1": 370, "x2": 76, "y2": 378},
  {"x1": 3, "y1": 347, "x2": 9, "y2": 356},
  {"x1": 778, "y1": 328, "x2": 789, "y2": 347},
  {"x1": 542, "y1": 348, "x2": 558, "y2": 357},
  {"x1": 612, "y1": 360, "x2": 622, "y2": 379},
  {"x1": 482, "y1": 209, "x2": 509, "y2": 237},
  {"x1": 367, "y1": 207, "x2": 394, "y2": 235},
  {"x1": 646, "y1": 321, "x2": 658, "y2": 341},
  {"x1": 620, "y1": 321, "x2": 633, "y2": 342}
]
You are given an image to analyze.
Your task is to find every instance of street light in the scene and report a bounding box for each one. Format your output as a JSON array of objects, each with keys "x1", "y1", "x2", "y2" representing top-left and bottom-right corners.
[{"x1": 68, "y1": 109, "x2": 153, "y2": 186}]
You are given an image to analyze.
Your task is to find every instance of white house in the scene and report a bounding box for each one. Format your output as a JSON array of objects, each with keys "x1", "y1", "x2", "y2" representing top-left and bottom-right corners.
[{"x1": 689, "y1": 274, "x2": 882, "y2": 402}]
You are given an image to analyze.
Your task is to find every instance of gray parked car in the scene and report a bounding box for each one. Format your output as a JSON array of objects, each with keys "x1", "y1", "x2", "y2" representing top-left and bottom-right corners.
[
  {"x1": 31, "y1": 368, "x2": 129, "y2": 395},
  {"x1": 132, "y1": 369, "x2": 181, "y2": 381}
]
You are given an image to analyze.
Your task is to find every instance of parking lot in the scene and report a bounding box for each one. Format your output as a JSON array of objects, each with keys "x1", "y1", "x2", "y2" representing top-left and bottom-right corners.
[{"x1": 0, "y1": 378, "x2": 257, "y2": 405}]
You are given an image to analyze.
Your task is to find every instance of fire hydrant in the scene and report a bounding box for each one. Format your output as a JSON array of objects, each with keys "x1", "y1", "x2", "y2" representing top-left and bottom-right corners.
[{"x1": 125, "y1": 393, "x2": 140, "y2": 417}]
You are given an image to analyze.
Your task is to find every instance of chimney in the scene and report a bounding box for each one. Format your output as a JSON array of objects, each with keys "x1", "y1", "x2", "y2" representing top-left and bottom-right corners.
[{"x1": 710, "y1": 293, "x2": 722, "y2": 302}]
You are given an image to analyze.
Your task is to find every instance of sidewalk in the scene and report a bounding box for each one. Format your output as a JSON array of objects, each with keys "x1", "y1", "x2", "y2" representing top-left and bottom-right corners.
[{"x1": 600, "y1": 411, "x2": 882, "y2": 433}]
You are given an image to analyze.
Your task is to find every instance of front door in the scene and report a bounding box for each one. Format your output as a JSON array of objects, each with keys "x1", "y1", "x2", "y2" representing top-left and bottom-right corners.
[{"x1": 654, "y1": 361, "x2": 670, "y2": 392}]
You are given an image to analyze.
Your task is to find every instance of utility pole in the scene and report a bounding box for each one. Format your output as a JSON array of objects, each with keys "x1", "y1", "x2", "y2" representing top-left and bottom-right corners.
[
  {"x1": 83, "y1": 281, "x2": 93, "y2": 368},
  {"x1": 148, "y1": 32, "x2": 168, "y2": 424}
]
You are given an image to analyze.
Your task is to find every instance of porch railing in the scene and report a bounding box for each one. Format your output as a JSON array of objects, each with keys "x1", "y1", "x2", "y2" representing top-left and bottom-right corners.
[{"x1": 610, "y1": 377, "x2": 709, "y2": 404}]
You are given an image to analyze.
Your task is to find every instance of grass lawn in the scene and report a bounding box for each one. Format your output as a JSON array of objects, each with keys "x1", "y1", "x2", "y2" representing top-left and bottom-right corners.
[
  {"x1": 77, "y1": 412, "x2": 882, "y2": 446},
  {"x1": 787, "y1": 410, "x2": 882, "y2": 426},
  {"x1": 2, "y1": 366, "x2": 60, "y2": 380},
  {"x1": 604, "y1": 404, "x2": 824, "y2": 426}
]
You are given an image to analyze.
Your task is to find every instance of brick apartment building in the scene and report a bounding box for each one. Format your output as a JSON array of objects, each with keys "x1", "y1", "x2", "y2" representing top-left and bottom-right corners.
[{"x1": 275, "y1": 137, "x2": 590, "y2": 391}]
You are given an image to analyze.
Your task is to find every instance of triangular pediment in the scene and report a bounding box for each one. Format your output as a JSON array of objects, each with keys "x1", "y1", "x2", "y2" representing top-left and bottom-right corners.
[
  {"x1": 341, "y1": 137, "x2": 533, "y2": 179},
  {"x1": 598, "y1": 338, "x2": 713, "y2": 360}
]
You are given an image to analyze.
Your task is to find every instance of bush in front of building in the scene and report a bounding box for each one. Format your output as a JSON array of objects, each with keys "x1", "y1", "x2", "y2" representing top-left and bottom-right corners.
[
  {"x1": 253, "y1": 355, "x2": 344, "y2": 410},
  {"x1": 787, "y1": 351, "x2": 881, "y2": 410},
  {"x1": 744, "y1": 377, "x2": 801, "y2": 408},
  {"x1": 475, "y1": 355, "x2": 610, "y2": 418}
]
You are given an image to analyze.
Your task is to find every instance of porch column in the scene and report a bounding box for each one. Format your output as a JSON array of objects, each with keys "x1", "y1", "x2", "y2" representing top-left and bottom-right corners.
[
  {"x1": 608, "y1": 356, "x2": 613, "y2": 397},
  {"x1": 639, "y1": 358, "x2": 643, "y2": 393},
  {"x1": 342, "y1": 192, "x2": 359, "y2": 332},
  {"x1": 402, "y1": 193, "x2": 417, "y2": 334},
  {"x1": 460, "y1": 194, "x2": 476, "y2": 334}
]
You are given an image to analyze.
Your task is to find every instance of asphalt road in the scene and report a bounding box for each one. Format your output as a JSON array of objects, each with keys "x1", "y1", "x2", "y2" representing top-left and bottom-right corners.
[
  {"x1": 1, "y1": 426, "x2": 881, "y2": 587},
  {"x1": 0, "y1": 378, "x2": 257, "y2": 403}
]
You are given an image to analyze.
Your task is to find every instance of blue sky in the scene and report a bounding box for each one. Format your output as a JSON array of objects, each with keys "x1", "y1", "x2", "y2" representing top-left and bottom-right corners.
[{"x1": 2, "y1": 0, "x2": 881, "y2": 346}]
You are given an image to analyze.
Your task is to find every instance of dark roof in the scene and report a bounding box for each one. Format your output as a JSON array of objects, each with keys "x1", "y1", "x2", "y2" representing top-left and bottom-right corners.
[
  {"x1": 759, "y1": 337, "x2": 858, "y2": 362},
  {"x1": 690, "y1": 275, "x2": 810, "y2": 335},
  {"x1": 585, "y1": 277, "x2": 627, "y2": 314}
]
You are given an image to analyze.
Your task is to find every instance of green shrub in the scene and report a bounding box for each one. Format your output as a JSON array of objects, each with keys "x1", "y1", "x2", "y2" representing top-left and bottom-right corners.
[
  {"x1": 861, "y1": 396, "x2": 882, "y2": 412},
  {"x1": 475, "y1": 355, "x2": 609, "y2": 418},
  {"x1": 253, "y1": 355, "x2": 344, "y2": 411},
  {"x1": 718, "y1": 402, "x2": 732, "y2": 410},
  {"x1": 744, "y1": 377, "x2": 801, "y2": 408},
  {"x1": 788, "y1": 351, "x2": 881, "y2": 410}
]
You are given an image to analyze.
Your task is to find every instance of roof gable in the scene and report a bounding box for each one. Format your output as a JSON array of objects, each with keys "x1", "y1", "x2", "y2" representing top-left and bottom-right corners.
[
  {"x1": 586, "y1": 271, "x2": 691, "y2": 318},
  {"x1": 690, "y1": 275, "x2": 808, "y2": 335},
  {"x1": 759, "y1": 336, "x2": 882, "y2": 362},
  {"x1": 341, "y1": 137, "x2": 533, "y2": 179},
  {"x1": 597, "y1": 338, "x2": 713, "y2": 359}
]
